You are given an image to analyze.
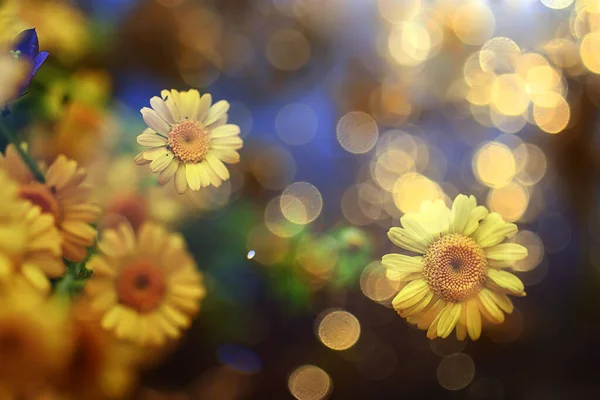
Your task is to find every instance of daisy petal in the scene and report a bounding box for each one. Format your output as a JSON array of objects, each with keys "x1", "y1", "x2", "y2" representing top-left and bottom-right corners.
[
  {"x1": 477, "y1": 289, "x2": 505, "y2": 324},
  {"x1": 466, "y1": 298, "x2": 481, "y2": 340},
  {"x1": 210, "y1": 124, "x2": 240, "y2": 139},
  {"x1": 205, "y1": 153, "x2": 230, "y2": 181},
  {"x1": 381, "y1": 254, "x2": 424, "y2": 273},
  {"x1": 437, "y1": 302, "x2": 461, "y2": 339},
  {"x1": 185, "y1": 163, "x2": 202, "y2": 191},
  {"x1": 150, "y1": 96, "x2": 175, "y2": 125},
  {"x1": 472, "y1": 213, "x2": 518, "y2": 247},
  {"x1": 392, "y1": 279, "x2": 430, "y2": 309},
  {"x1": 450, "y1": 194, "x2": 476, "y2": 234},
  {"x1": 175, "y1": 163, "x2": 187, "y2": 194},
  {"x1": 388, "y1": 227, "x2": 429, "y2": 254},
  {"x1": 204, "y1": 100, "x2": 230, "y2": 126},
  {"x1": 141, "y1": 107, "x2": 171, "y2": 136},
  {"x1": 150, "y1": 152, "x2": 174, "y2": 173},
  {"x1": 158, "y1": 159, "x2": 179, "y2": 185},
  {"x1": 485, "y1": 243, "x2": 528, "y2": 261},
  {"x1": 137, "y1": 130, "x2": 167, "y2": 147},
  {"x1": 487, "y1": 269, "x2": 525, "y2": 296},
  {"x1": 194, "y1": 93, "x2": 212, "y2": 122}
]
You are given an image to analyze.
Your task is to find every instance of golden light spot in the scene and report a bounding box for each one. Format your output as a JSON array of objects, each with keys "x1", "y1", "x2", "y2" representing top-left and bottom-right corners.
[
  {"x1": 489, "y1": 109, "x2": 527, "y2": 134},
  {"x1": 377, "y1": 0, "x2": 422, "y2": 24},
  {"x1": 251, "y1": 145, "x2": 296, "y2": 190},
  {"x1": 524, "y1": 65, "x2": 561, "y2": 96},
  {"x1": 388, "y1": 23, "x2": 432, "y2": 66},
  {"x1": 437, "y1": 353, "x2": 475, "y2": 391},
  {"x1": 336, "y1": 111, "x2": 379, "y2": 154},
  {"x1": 491, "y1": 74, "x2": 529, "y2": 116},
  {"x1": 514, "y1": 144, "x2": 547, "y2": 186},
  {"x1": 360, "y1": 261, "x2": 402, "y2": 304},
  {"x1": 533, "y1": 94, "x2": 570, "y2": 134},
  {"x1": 116, "y1": 260, "x2": 167, "y2": 313},
  {"x1": 540, "y1": 0, "x2": 574, "y2": 9},
  {"x1": 452, "y1": 2, "x2": 495, "y2": 45},
  {"x1": 167, "y1": 121, "x2": 209, "y2": 163},
  {"x1": 316, "y1": 310, "x2": 361, "y2": 351},
  {"x1": 280, "y1": 182, "x2": 323, "y2": 225},
  {"x1": 473, "y1": 142, "x2": 516, "y2": 188},
  {"x1": 266, "y1": 29, "x2": 311, "y2": 71},
  {"x1": 341, "y1": 185, "x2": 372, "y2": 226},
  {"x1": 392, "y1": 172, "x2": 444, "y2": 213},
  {"x1": 509, "y1": 230, "x2": 544, "y2": 272},
  {"x1": 423, "y1": 234, "x2": 487, "y2": 303},
  {"x1": 581, "y1": 32, "x2": 600, "y2": 74},
  {"x1": 275, "y1": 103, "x2": 318, "y2": 146},
  {"x1": 372, "y1": 149, "x2": 416, "y2": 192},
  {"x1": 583, "y1": 0, "x2": 600, "y2": 13},
  {"x1": 264, "y1": 196, "x2": 304, "y2": 238},
  {"x1": 288, "y1": 365, "x2": 332, "y2": 400},
  {"x1": 487, "y1": 182, "x2": 529, "y2": 222},
  {"x1": 479, "y1": 37, "x2": 520, "y2": 74},
  {"x1": 464, "y1": 52, "x2": 494, "y2": 87}
]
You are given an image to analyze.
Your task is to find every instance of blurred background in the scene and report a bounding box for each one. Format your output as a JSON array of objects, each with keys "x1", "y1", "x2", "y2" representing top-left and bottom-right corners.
[{"x1": 3, "y1": 0, "x2": 600, "y2": 398}]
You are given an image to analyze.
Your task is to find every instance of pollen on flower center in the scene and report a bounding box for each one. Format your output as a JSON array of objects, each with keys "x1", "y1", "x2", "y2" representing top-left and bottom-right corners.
[
  {"x1": 19, "y1": 183, "x2": 62, "y2": 222},
  {"x1": 167, "y1": 121, "x2": 210, "y2": 163},
  {"x1": 116, "y1": 260, "x2": 166, "y2": 313},
  {"x1": 422, "y1": 233, "x2": 487, "y2": 303}
]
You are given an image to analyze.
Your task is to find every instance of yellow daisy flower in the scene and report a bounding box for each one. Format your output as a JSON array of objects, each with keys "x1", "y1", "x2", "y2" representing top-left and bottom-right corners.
[
  {"x1": 85, "y1": 221, "x2": 206, "y2": 347},
  {"x1": 382, "y1": 194, "x2": 528, "y2": 341},
  {"x1": 135, "y1": 89, "x2": 242, "y2": 193},
  {"x1": 0, "y1": 288, "x2": 70, "y2": 397},
  {"x1": 0, "y1": 169, "x2": 63, "y2": 293},
  {"x1": 0, "y1": 144, "x2": 101, "y2": 261}
]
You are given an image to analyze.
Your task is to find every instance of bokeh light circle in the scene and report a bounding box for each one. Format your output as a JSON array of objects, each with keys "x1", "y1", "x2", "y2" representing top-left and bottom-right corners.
[
  {"x1": 316, "y1": 310, "x2": 361, "y2": 351},
  {"x1": 280, "y1": 182, "x2": 323, "y2": 225},
  {"x1": 437, "y1": 353, "x2": 476, "y2": 391},
  {"x1": 288, "y1": 365, "x2": 332, "y2": 400},
  {"x1": 336, "y1": 112, "x2": 379, "y2": 154}
]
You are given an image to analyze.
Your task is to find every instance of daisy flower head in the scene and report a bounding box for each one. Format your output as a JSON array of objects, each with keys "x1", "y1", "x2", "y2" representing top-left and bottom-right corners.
[
  {"x1": 0, "y1": 169, "x2": 63, "y2": 293},
  {"x1": 135, "y1": 89, "x2": 242, "y2": 194},
  {"x1": 85, "y1": 221, "x2": 206, "y2": 347},
  {"x1": 0, "y1": 144, "x2": 101, "y2": 261},
  {"x1": 382, "y1": 194, "x2": 528, "y2": 341}
]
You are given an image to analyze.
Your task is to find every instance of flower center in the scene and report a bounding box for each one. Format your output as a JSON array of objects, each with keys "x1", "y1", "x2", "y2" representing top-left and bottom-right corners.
[
  {"x1": 167, "y1": 121, "x2": 210, "y2": 163},
  {"x1": 422, "y1": 233, "x2": 487, "y2": 303},
  {"x1": 116, "y1": 260, "x2": 167, "y2": 313},
  {"x1": 19, "y1": 182, "x2": 62, "y2": 222}
]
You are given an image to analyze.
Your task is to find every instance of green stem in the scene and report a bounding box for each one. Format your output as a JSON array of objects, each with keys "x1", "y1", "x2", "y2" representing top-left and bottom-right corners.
[{"x1": 0, "y1": 120, "x2": 45, "y2": 183}]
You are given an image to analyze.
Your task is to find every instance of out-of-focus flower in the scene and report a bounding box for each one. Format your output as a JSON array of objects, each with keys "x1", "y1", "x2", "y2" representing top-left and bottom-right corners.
[
  {"x1": 0, "y1": 169, "x2": 63, "y2": 293},
  {"x1": 382, "y1": 194, "x2": 527, "y2": 341},
  {"x1": 85, "y1": 222, "x2": 206, "y2": 346},
  {"x1": 46, "y1": 303, "x2": 138, "y2": 400},
  {"x1": 0, "y1": 289, "x2": 69, "y2": 397},
  {"x1": 0, "y1": 54, "x2": 27, "y2": 105},
  {"x1": 10, "y1": 28, "x2": 49, "y2": 97},
  {"x1": 0, "y1": 145, "x2": 101, "y2": 261},
  {"x1": 135, "y1": 89, "x2": 242, "y2": 193}
]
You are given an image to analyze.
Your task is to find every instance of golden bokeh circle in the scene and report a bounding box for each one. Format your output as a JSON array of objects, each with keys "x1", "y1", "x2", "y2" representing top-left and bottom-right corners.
[
  {"x1": 288, "y1": 365, "x2": 332, "y2": 400},
  {"x1": 316, "y1": 310, "x2": 361, "y2": 351}
]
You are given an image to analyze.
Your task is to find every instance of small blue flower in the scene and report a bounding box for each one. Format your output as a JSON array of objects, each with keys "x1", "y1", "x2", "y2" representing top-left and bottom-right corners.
[{"x1": 11, "y1": 28, "x2": 49, "y2": 97}]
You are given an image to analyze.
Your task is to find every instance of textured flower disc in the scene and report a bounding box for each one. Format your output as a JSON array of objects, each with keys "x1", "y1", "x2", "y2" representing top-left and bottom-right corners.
[
  {"x1": 423, "y1": 233, "x2": 488, "y2": 302},
  {"x1": 167, "y1": 121, "x2": 210, "y2": 163},
  {"x1": 115, "y1": 260, "x2": 167, "y2": 313}
]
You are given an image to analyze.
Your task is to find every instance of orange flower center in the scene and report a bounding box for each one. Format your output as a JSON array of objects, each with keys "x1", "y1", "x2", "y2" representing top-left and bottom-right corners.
[
  {"x1": 423, "y1": 234, "x2": 487, "y2": 303},
  {"x1": 167, "y1": 121, "x2": 210, "y2": 163},
  {"x1": 19, "y1": 183, "x2": 62, "y2": 222},
  {"x1": 116, "y1": 260, "x2": 166, "y2": 313},
  {"x1": 105, "y1": 193, "x2": 149, "y2": 232}
]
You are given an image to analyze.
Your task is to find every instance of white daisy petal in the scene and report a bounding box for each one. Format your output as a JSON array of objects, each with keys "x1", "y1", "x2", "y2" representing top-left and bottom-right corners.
[
  {"x1": 162, "y1": 90, "x2": 182, "y2": 122},
  {"x1": 143, "y1": 146, "x2": 170, "y2": 161},
  {"x1": 150, "y1": 152, "x2": 174, "y2": 172},
  {"x1": 205, "y1": 153, "x2": 230, "y2": 181},
  {"x1": 185, "y1": 163, "x2": 202, "y2": 191},
  {"x1": 204, "y1": 100, "x2": 230, "y2": 126},
  {"x1": 210, "y1": 124, "x2": 241, "y2": 139},
  {"x1": 158, "y1": 159, "x2": 179, "y2": 185},
  {"x1": 137, "y1": 130, "x2": 167, "y2": 147},
  {"x1": 175, "y1": 163, "x2": 187, "y2": 194},
  {"x1": 141, "y1": 107, "x2": 171, "y2": 135},
  {"x1": 150, "y1": 96, "x2": 175, "y2": 125},
  {"x1": 195, "y1": 93, "x2": 212, "y2": 122}
]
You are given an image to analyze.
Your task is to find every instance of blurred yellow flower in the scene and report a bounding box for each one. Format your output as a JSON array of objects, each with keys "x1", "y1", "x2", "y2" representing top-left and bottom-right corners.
[
  {"x1": 47, "y1": 303, "x2": 139, "y2": 400},
  {"x1": 135, "y1": 89, "x2": 242, "y2": 193},
  {"x1": 0, "y1": 289, "x2": 69, "y2": 397},
  {"x1": 382, "y1": 194, "x2": 527, "y2": 340},
  {"x1": 86, "y1": 222, "x2": 206, "y2": 347},
  {"x1": 0, "y1": 145, "x2": 101, "y2": 261},
  {"x1": 0, "y1": 170, "x2": 63, "y2": 293}
]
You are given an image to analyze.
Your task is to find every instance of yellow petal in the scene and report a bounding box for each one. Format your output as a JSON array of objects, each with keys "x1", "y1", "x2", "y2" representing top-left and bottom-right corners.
[
  {"x1": 487, "y1": 268, "x2": 525, "y2": 296},
  {"x1": 204, "y1": 100, "x2": 230, "y2": 126},
  {"x1": 392, "y1": 279, "x2": 430, "y2": 309},
  {"x1": 472, "y1": 213, "x2": 517, "y2": 247},
  {"x1": 477, "y1": 289, "x2": 505, "y2": 324},
  {"x1": 175, "y1": 163, "x2": 188, "y2": 194},
  {"x1": 185, "y1": 163, "x2": 202, "y2": 191},
  {"x1": 450, "y1": 194, "x2": 476, "y2": 234},
  {"x1": 437, "y1": 302, "x2": 461, "y2": 338},
  {"x1": 485, "y1": 243, "x2": 528, "y2": 261},
  {"x1": 401, "y1": 214, "x2": 435, "y2": 247},
  {"x1": 387, "y1": 227, "x2": 428, "y2": 254},
  {"x1": 150, "y1": 97, "x2": 175, "y2": 125},
  {"x1": 102, "y1": 305, "x2": 125, "y2": 330},
  {"x1": 466, "y1": 298, "x2": 481, "y2": 340},
  {"x1": 205, "y1": 153, "x2": 230, "y2": 181}
]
